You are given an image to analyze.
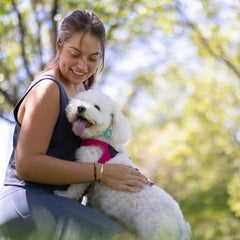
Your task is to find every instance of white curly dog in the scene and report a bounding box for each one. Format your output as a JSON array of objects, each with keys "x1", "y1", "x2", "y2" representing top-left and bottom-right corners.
[{"x1": 55, "y1": 89, "x2": 191, "y2": 240}]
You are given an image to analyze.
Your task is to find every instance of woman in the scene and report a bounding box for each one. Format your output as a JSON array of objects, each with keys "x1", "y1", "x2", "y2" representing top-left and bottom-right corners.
[{"x1": 0, "y1": 9, "x2": 149, "y2": 240}]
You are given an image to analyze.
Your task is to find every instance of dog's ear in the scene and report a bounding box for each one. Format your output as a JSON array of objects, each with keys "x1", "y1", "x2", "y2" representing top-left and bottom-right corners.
[{"x1": 110, "y1": 104, "x2": 131, "y2": 144}]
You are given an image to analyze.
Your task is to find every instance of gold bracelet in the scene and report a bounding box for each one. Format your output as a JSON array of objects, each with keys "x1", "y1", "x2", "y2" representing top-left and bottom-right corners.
[{"x1": 99, "y1": 164, "x2": 104, "y2": 182}]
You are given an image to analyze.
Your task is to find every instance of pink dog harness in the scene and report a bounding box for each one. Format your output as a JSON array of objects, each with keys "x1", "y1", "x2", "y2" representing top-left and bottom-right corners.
[{"x1": 80, "y1": 139, "x2": 118, "y2": 163}]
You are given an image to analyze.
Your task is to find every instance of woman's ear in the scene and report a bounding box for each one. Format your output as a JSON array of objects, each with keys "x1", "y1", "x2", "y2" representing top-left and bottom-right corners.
[
  {"x1": 110, "y1": 104, "x2": 131, "y2": 144},
  {"x1": 56, "y1": 40, "x2": 61, "y2": 54}
]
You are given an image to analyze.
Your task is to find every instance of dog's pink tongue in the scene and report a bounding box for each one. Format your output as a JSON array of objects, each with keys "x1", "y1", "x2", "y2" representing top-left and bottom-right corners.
[{"x1": 72, "y1": 120, "x2": 86, "y2": 136}]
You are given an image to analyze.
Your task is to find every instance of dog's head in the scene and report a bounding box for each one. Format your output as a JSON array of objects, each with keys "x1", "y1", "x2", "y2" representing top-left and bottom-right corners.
[{"x1": 66, "y1": 89, "x2": 131, "y2": 144}]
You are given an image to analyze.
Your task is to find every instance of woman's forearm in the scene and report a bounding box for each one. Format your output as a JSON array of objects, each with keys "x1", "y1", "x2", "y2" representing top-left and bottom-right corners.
[{"x1": 16, "y1": 154, "x2": 97, "y2": 185}]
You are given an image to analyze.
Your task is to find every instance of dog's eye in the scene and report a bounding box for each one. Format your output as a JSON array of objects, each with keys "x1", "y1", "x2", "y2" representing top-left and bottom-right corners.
[{"x1": 94, "y1": 105, "x2": 100, "y2": 111}]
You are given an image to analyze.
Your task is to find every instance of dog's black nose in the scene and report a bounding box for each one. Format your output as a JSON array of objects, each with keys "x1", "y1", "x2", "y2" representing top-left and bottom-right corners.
[{"x1": 78, "y1": 106, "x2": 86, "y2": 113}]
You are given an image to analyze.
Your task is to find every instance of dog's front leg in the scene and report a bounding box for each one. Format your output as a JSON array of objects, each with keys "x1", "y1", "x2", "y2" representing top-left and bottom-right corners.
[
  {"x1": 54, "y1": 146, "x2": 103, "y2": 201},
  {"x1": 54, "y1": 182, "x2": 89, "y2": 201}
]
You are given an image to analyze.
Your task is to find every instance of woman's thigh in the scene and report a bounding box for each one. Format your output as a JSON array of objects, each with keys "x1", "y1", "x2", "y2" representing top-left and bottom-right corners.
[
  {"x1": 0, "y1": 185, "x2": 124, "y2": 240},
  {"x1": 0, "y1": 186, "x2": 35, "y2": 239}
]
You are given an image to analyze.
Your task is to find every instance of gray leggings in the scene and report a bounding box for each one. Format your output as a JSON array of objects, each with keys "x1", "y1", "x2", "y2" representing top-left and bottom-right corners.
[{"x1": 0, "y1": 185, "x2": 124, "y2": 240}]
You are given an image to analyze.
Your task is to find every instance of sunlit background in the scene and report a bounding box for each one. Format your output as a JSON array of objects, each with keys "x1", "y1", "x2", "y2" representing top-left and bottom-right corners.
[{"x1": 1, "y1": 0, "x2": 240, "y2": 239}]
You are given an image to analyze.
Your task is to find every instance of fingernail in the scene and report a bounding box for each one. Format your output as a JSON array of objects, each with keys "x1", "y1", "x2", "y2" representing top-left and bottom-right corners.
[
  {"x1": 149, "y1": 182, "x2": 154, "y2": 187},
  {"x1": 135, "y1": 168, "x2": 139, "y2": 171}
]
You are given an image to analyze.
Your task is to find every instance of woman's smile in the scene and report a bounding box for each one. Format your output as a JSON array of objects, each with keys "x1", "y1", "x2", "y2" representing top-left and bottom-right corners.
[{"x1": 71, "y1": 69, "x2": 87, "y2": 77}]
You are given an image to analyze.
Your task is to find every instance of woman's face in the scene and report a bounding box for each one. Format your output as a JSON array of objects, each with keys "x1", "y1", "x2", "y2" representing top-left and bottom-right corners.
[{"x1": 57, "y1": 32, "x2": 101, "y2": 86}]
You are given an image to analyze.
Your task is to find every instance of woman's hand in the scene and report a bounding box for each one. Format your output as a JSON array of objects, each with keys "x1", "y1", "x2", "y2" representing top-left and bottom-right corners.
[{"x1": 100, "y1": 164, "x2": 151, "y2": 193}]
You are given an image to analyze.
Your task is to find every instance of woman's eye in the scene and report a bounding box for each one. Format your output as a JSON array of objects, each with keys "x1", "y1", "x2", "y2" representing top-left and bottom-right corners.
[
  {"x1": 94, "y1": 105, "x2": 100, "y2": 111},
  {"x1": 69, "y1": 51, "x2": 80, "y2": 58},
  {"x1": 89, "y1": 54, "x2": 100, "y2": 62},
  {"x1": 72, "y1": 54, "x2": 80, "y2": 58},
  {"x1": 89, "y1": 57, "x2": 98, "y2": 62}
]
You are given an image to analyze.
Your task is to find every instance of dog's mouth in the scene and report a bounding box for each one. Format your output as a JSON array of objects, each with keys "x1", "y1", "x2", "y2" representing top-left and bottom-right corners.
[
  {"x1": 72, "y1": 116, "x2": 95, "y2": 136},
  {"x1": 79, "y1": 116, "x2": 94, "y2": 128}
]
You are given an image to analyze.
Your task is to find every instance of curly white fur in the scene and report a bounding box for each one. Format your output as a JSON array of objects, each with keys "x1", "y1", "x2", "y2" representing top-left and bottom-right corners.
[{"x1": 54, "y1": 89, "x2": 191, "y2": 240}]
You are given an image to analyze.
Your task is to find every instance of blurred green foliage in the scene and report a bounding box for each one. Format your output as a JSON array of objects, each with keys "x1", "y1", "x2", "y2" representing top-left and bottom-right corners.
[{"x1": 1, "y1": 0, "x2": 240, "y2": 239}]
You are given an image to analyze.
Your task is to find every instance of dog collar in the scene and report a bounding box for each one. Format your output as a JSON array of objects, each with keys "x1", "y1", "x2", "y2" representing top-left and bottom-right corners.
[
  {"x1": 80, "y1": 139, "x2": 118, "y2": 164},
  {"x1": 97, "y1": 128, "x2": 112, "y2": 138}
]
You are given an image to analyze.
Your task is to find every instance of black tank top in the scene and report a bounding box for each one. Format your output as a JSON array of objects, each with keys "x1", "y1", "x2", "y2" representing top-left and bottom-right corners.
[{"x1": 3, "y1": 75, "x2": 81, "y2": 191}]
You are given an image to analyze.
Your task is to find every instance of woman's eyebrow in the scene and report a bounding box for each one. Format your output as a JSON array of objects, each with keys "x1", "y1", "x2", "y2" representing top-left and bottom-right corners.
[
  {"x1": 69, "y1": 47, "x2": 100, "y2": 55},
  {"x1": 90, "y1": 52, "x2": 101, "y2": 56}
]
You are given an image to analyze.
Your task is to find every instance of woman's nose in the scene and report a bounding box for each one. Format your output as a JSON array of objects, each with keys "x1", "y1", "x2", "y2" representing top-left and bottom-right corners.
[{"x1": 77, "y1": 57, "x2": 88, "y2": 72}]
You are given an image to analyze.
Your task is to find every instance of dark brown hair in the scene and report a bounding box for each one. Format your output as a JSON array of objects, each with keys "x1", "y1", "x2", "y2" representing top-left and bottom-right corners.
[{"x1": 43, "y1": 10, "x2": 106, "y2": 87}]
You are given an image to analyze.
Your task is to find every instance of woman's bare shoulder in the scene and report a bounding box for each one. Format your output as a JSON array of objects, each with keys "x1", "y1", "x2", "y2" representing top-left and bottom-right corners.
[{"x1": 18, "y1": 78, "x2": 60, "y2": 125}]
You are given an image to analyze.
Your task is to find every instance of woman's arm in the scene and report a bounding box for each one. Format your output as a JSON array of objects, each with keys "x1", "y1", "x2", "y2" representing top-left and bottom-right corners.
[
  {"x1": 15, "y1": 80, "x2": 93, "y2": 184},
  {"x1": 15, "y1": 80, "x2": 149, "y2": 192}
]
